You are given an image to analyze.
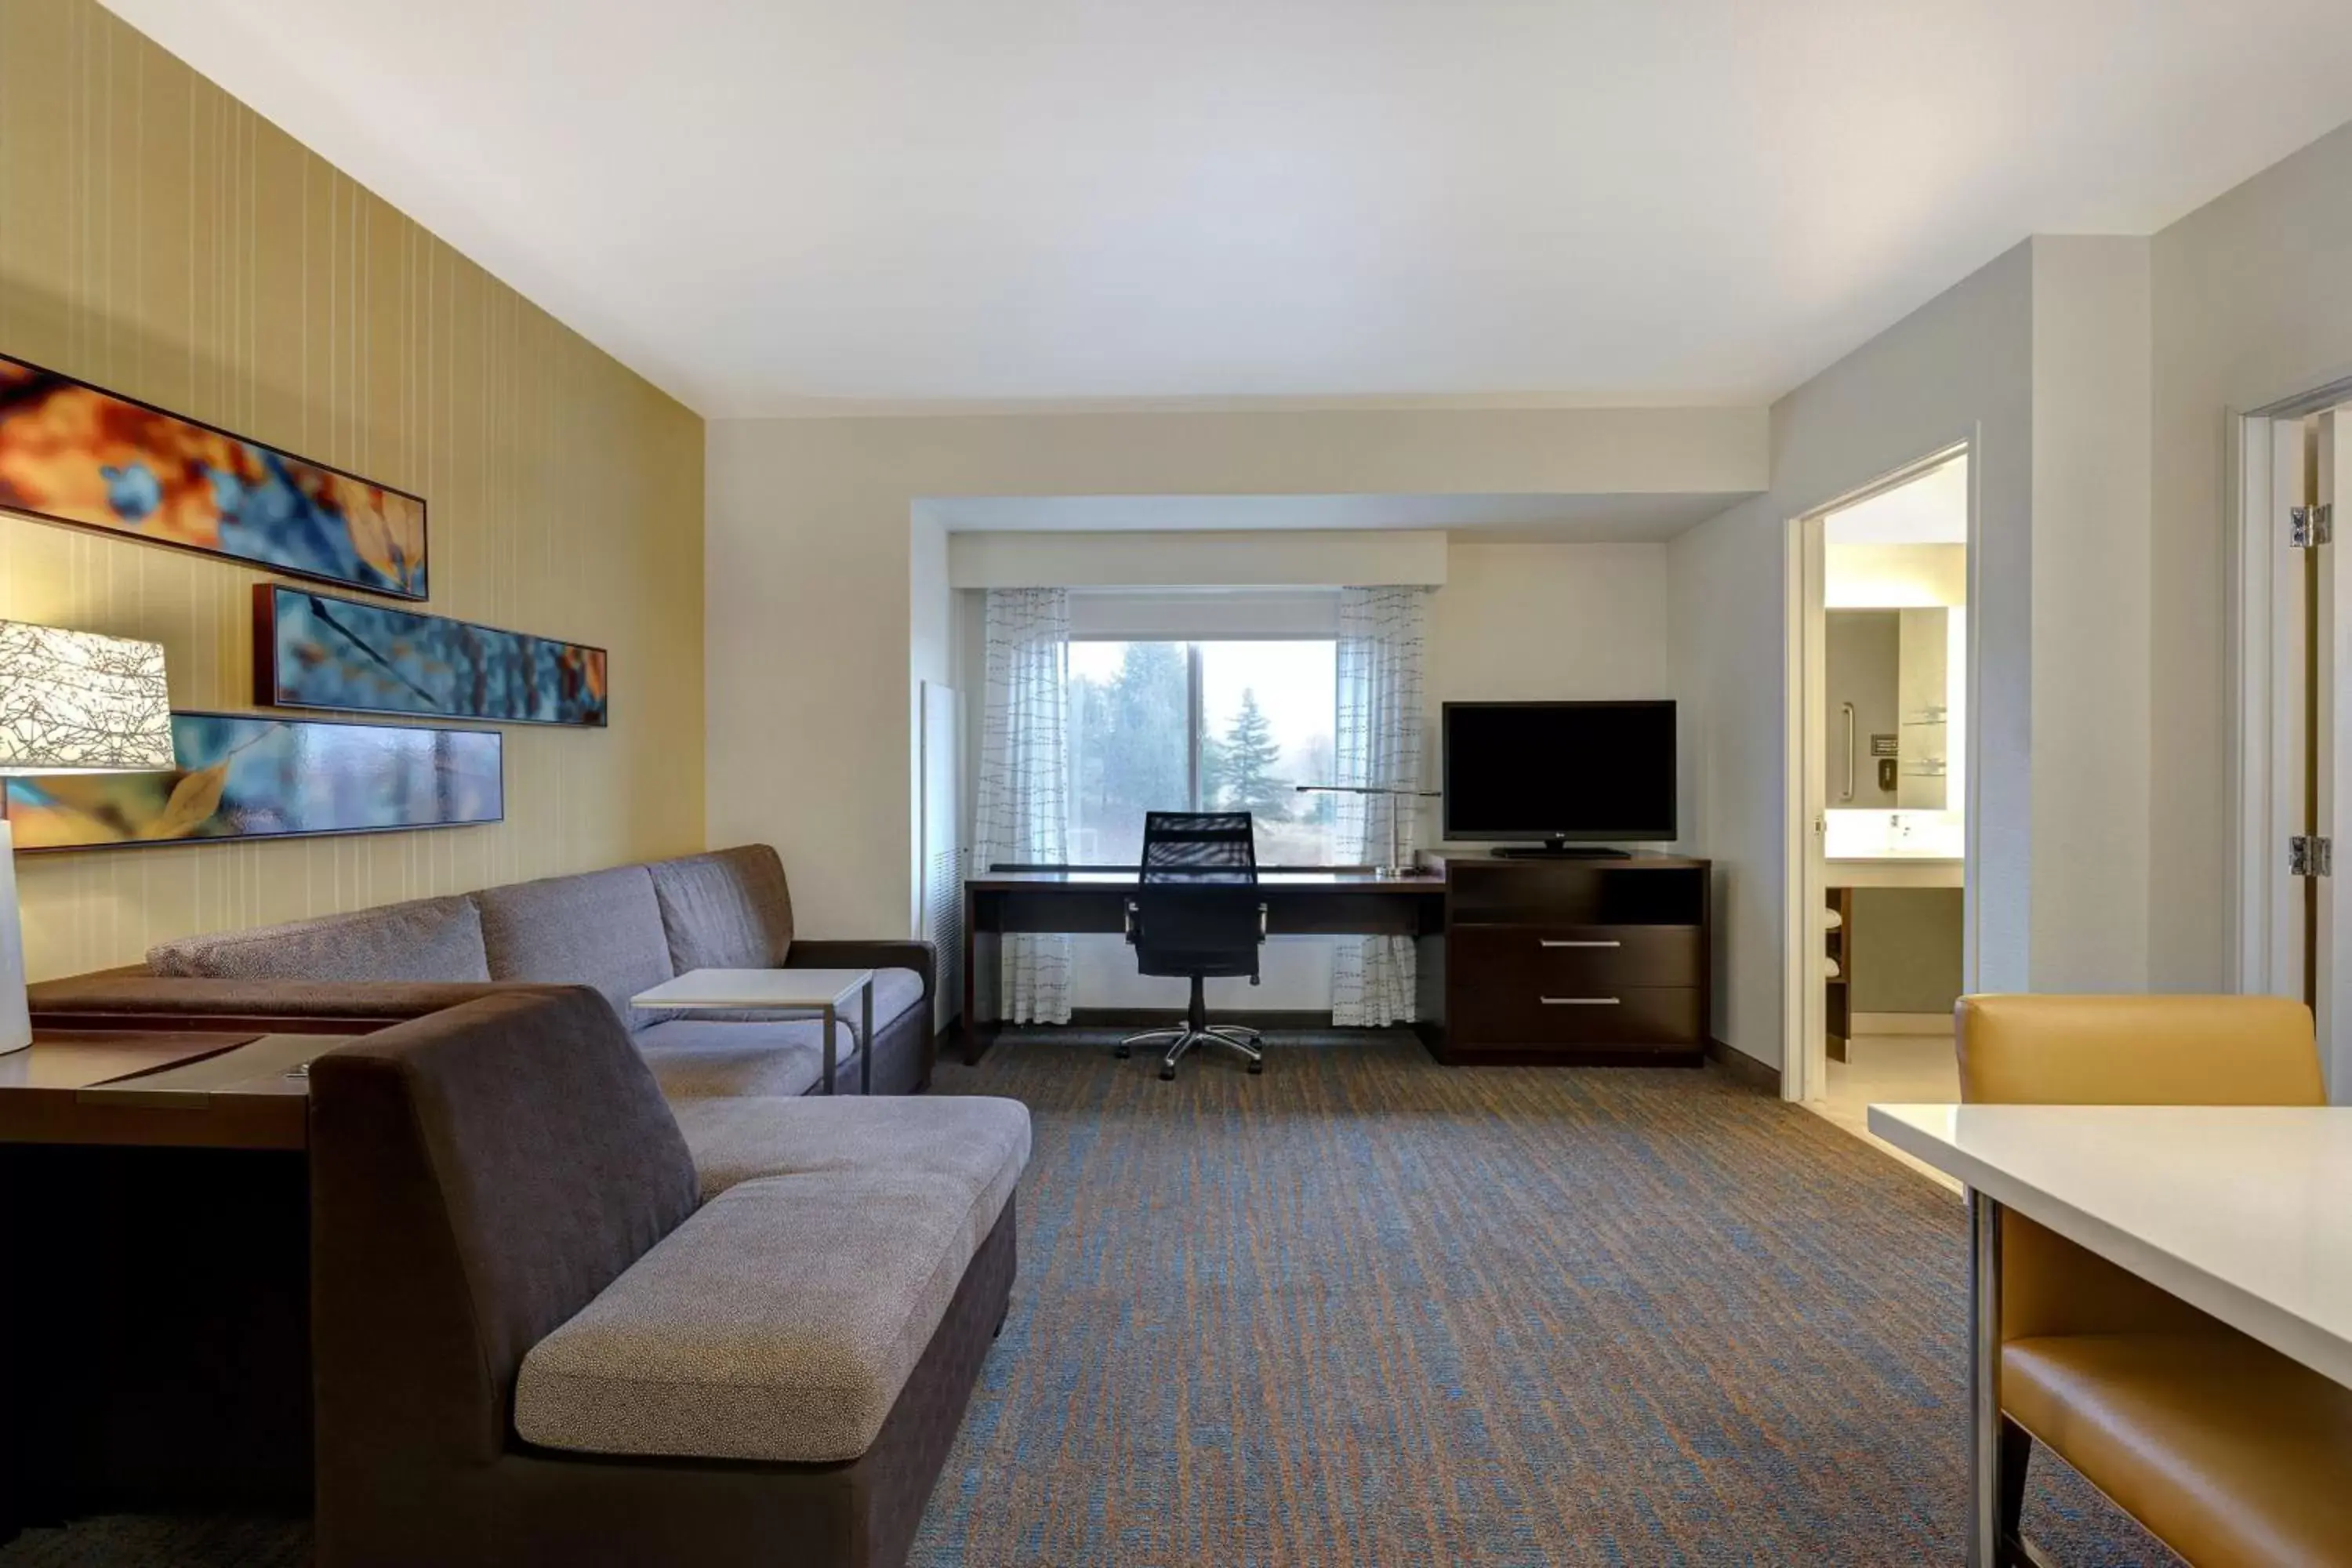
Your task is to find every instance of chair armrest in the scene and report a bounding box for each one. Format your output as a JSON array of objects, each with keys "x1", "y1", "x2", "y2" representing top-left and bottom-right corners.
[{"x1": 784, "y1": 940, "x2": 935, "y2": 1000}]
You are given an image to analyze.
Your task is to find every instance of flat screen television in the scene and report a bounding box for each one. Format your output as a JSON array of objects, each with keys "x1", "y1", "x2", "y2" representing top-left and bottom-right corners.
[{"x1": 1442, "y1": 700, "x2": 1677, "y2": 852}]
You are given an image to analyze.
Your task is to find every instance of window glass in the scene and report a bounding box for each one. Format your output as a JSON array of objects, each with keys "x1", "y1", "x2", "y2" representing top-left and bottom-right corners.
[
  {"x1": 1067, "y1": 641, "x2": 1189, "y2": 866},
  {"x1": 1198, "y1": 640, "x2": 1339, "y2": 866},
  {"x1": 1065, "y1": 637, "x2": 1340, "y2": 867}
]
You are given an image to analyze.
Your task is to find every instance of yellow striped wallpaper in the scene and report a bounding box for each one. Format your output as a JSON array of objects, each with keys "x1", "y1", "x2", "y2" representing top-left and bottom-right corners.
[{"x1": 0, "y1": 0, "x2": 706, "y2": 982}]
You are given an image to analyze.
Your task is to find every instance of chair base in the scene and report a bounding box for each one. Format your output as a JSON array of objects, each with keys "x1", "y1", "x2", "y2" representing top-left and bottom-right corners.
[{"x1": 1116, "y1": 1023, "x2": 1263, "y2": 1079}]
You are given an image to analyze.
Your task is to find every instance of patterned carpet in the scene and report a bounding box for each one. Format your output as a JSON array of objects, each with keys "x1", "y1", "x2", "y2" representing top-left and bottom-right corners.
[
  {"x1": 913, "y1": 1030, "x2": 2173, "y2": 1567},
  {"x1": 1, "y1": 1031, "x2": 2174, "y2": 1566}
]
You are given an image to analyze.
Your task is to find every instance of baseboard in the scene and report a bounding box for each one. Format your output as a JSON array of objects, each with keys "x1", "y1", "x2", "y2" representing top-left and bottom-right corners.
[
  {"x1": 1706, "y1": 1036, "x2": 1782, "y2": 1095},
  {"x1": 1851, "y1": 1012, "x2": 1955, "y2": 1036},
  {"x1": 1066, "y1": 1007, "x2": 1339, "y2": 1030}
]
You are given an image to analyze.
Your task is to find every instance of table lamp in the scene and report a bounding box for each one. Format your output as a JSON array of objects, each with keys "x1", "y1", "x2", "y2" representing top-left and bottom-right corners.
[{"x1": 0, "y1": 620, "x2": 175, "y2": 1053}]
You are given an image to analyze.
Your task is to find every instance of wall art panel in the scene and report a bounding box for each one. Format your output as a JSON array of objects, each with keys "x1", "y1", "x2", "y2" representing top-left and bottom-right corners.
[
  {"x1": 5, "y1": 713, "x2": 502, "y2": 850},
  {"x1": 256, "y1": 584, "x2": 606, "y2": 726}
]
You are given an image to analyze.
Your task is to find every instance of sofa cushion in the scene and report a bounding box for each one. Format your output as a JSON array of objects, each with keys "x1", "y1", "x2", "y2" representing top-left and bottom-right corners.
[
  {"x1": 670, "y1": 1095, "x2": 1029, "y2": 1242},
  {"x1": 477, "y1": 865, "x2": 673, "y2": 1029},
  {"x1": 648, "y1": 846, "x2": 794, "y2": 974},
  {"x1": 634, "y1": 1018, "x2": 858, "y2": 1100},
  {"x1": 514, "y1": 1170, "x2": 982, "y2": 1465},
  {"x1": 147, "y1": 895, "x2": 491, "y2": 983}
]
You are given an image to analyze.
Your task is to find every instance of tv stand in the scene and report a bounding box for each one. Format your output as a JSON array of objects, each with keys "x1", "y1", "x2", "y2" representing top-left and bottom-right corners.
[
  {"x1": 1492, "y1": 842, "x2": 1632, "y2": 861},
  {"x1": 1432, "y1": 853, "x2": 1711, "y2": 1066}
]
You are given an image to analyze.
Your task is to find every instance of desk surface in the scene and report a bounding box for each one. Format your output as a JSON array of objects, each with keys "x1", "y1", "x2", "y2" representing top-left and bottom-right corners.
[
  {"x1": 1869, "y1": 1102, "x2": 2352, "y2": 1388},
  {"x1": 968, "y1": 869, "x2": 1450, "y2": 891},
  {"x1": 0, "y1": 1031, "x2": 329, "y2": 1150}
]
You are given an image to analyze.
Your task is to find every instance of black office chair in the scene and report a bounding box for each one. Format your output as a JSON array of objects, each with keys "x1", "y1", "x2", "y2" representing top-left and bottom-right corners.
[{"x1": 1117, "y1": 811, "x2": 1268, "y2": 1080}]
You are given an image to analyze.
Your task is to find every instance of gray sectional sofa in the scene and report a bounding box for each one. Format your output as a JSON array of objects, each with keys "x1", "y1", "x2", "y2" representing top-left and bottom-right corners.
[
  {"x1": 27, "y1": 844, "x2": 939, "y2": 1098},
  {"x1": 310, "y1": 985, "x2": 1029, "y2": 1568}
]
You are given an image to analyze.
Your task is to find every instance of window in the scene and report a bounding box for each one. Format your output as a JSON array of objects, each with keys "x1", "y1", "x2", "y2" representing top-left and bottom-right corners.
[{"x1": 1067, "y1": 638, "x2": 1340, "y2": 867}]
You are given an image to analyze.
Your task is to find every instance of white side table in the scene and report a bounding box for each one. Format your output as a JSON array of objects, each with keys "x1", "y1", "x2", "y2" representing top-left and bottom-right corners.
[{"x1": 630, "y1": 967, "x2": 875, "y2": 1094}]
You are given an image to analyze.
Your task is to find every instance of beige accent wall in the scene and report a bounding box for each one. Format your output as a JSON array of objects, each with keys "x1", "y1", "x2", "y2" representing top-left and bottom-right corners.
[
  {"x1": 0, "y1": 0, "x2": 706, "y2": 982},
  {"x1": 709, "y1": 406, "x2": 1766, "y2": 940}
]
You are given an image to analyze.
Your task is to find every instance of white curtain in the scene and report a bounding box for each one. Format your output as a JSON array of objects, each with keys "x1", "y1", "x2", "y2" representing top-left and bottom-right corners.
[
  {"x1": 974, "y1": 587, "x2": 1073, "y2": 1023},
  {"x1": 1332, "y1": 586, "x2": 1430, "y2": 1026}
]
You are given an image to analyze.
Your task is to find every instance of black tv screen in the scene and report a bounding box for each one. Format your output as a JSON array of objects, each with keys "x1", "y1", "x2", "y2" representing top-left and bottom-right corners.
[{"x1": 1443, "y1": 701, "x2": 1678, "y2": 842}]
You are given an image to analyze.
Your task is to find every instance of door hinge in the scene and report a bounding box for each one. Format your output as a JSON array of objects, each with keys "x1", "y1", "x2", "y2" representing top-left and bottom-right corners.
[
  {"x1": 2292, "y1": 834, "x2": 2333, "y2": 877},
  {"x1": 2292, "y1": 503, "x2": 2335, "y2": 548}
]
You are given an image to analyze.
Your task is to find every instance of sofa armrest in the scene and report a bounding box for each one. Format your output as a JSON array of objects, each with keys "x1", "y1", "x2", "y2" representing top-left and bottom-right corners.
[
  {"x1": 27, "y1": 974, "x2": 565, "y2": 1035},
  {"x1": 783, "y1": 940, "x2": 935, "y2": 1000}
]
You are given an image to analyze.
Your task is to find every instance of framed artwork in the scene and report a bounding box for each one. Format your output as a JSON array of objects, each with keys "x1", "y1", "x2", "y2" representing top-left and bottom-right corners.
[
  {"x1": 0, "y1": 351, "x2": 427, "y2": 598},
  {"x1": 3, "y1": 712, "x2": 502, "y2": 851},
  {"x1": 256, "y1": 584, "x2": 608, "y2": 727}
]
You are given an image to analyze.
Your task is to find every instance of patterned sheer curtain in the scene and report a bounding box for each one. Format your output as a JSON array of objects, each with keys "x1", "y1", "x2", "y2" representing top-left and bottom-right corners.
[
  {"x1": 1331, "y1": 586, "x2": 1430, "y2": 1026},
  {"x1": 973, "y1": 587, "x2": 1073, "y2": 1023}
]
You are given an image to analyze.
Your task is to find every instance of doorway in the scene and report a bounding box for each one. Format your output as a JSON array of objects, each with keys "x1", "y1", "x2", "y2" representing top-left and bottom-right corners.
[
  {"x1": 1788, "y1": 447, "x2": 1974, "y2": 1176},
  {"x1": 2238, "y1": 390, "x2": 2352, "y2": 1098}
]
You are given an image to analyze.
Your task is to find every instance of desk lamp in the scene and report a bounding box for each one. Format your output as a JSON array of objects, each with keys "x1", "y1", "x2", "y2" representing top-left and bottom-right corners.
[{"x1": 1294, "y1": 783, "x2": 1441, "y2": 879}]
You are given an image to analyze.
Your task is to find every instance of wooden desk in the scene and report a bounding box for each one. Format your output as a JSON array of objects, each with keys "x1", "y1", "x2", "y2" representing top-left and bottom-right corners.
[
  {"x1": 963, "y1": 857, "x2": 1715, "y2": 1068},
  {"x1": 0, "y1": 1031, "x2": 332, "y2": 1542},
  {"x1": 1868, "y1": 1103, "x2": 2352, "y2": 1566},
  {"x1": 960, "y1": 870, "x2": 1449, "y2": 1062},
  {"x1": 0, "y1": 1029, "x2": 316, "y2": 1150}
]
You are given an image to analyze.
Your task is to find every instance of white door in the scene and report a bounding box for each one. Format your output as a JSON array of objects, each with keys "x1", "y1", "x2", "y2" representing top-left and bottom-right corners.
[
  {"x1": 1784, "y1": 513, "x2": 1829, "y2": 1102},
  {"x1": 2318, "y1": 408, "x2": 2352, "y2": 1096},
  {"x1": 2270, "y1": 404, "x2": 2352, "y2": 1097}
]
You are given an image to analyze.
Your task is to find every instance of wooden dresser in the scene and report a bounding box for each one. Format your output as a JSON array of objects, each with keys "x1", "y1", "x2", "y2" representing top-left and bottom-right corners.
[{"x1": 1428, "y1": 854, "x2": 1712, "y2": 1065}]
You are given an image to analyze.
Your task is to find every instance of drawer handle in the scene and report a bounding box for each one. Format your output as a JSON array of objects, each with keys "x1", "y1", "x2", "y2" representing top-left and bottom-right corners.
[
  {"x1": 1540, "y1": 996, "x2": 1621, "y2": 1006},
  {"x1": 1539, "y1": 939, "x2": 1621, "y2": 949}
]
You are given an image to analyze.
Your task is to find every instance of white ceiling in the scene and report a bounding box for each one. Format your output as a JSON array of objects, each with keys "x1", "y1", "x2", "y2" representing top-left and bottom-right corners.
[
  {"x1": 921, "y1": 492, "x2": 1744, "y2": 542},
  {"x1": 105, "y1": 0, "x2": 2352, "y2": 416},
  {"x1": 1824, "y1": 456, "x2": 1969, "y2": 545}
]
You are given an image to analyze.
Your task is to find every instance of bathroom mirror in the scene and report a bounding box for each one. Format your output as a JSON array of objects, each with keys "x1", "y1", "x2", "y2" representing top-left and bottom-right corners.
[{"x1": 1826, "y1": 608, "x2": 1950, "y2": 811}]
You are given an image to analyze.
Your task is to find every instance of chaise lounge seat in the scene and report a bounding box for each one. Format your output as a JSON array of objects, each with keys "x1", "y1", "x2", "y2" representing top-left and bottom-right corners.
[{"x1": 310, "y1": 985, "x2": 1027, "y2": 1568}]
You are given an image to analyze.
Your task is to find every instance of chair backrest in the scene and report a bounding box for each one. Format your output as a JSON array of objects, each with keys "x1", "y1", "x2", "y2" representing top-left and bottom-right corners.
[
  {"x1": 1956, "y1": 994, "x2": 2323, "y2": 1106},
  {"x1": 310, "y1": 987, "x2": 699, "y2": 1551},
  {"x1": 1133, "y1": 811, "x2": 1261, "y2": 978},
  {"x1": 1141, "y1": 811, "x2": 1258, "y2": 883},
  {"x1": 1955, "y1": 993, "x2": 2324, "y2": 1347}
]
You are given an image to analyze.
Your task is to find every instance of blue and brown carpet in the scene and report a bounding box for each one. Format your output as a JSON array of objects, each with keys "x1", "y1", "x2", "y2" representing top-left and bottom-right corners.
[{"x1": 1, "y1": 1031, "x2": 2173, "y2": 1566}]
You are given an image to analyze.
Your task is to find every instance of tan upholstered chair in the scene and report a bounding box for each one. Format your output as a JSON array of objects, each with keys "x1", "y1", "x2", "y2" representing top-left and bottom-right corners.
[{"x1": 1956, "y1": 995, "x2": 2352, "y2": 1567}]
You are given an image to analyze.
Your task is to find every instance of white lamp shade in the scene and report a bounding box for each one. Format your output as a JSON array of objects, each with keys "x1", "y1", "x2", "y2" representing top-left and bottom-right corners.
[{"x1": 0, "y1": 620, "x2": 174, "y2": 776}]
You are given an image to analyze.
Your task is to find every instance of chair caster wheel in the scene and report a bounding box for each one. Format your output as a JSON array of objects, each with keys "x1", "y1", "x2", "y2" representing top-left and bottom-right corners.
[
  {"x1": 1114, "y1": 1045, "x2": 1131, "y2": 1058},
  {"x1": 1247, "y1": 1060, "x2": 1264, "y2": 1074},
  {"x1": 1159, "y1": 1065, "x2": 1176, "y2": 1081}
]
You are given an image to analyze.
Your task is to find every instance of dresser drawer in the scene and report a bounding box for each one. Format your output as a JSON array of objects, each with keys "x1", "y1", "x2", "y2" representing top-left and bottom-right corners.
[
  {"x1": 1449, "y1": 985, "x2": 1704, "y2": 1050},
  {"x1": 1448, "y1": 925, "x2": 1702, "y2": 989}
]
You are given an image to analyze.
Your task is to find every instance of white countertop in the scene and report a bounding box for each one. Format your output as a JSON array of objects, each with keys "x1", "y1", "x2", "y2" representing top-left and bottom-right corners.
[
  {"x1": 1868, "y1": 1102, "x2": 2352, "y2": 1387},
  {"x1": 632, "y1": 967, "x2": 873, "y2": 1011},
  {"x1": 1826, "y1": 858, "x2": 1964, "y2": 888}
]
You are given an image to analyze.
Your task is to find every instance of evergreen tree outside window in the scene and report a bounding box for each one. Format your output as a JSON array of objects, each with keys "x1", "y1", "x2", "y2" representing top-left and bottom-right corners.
[{"x1": 1066, "y1": 637, "x2": 1338, "y2": 866}]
